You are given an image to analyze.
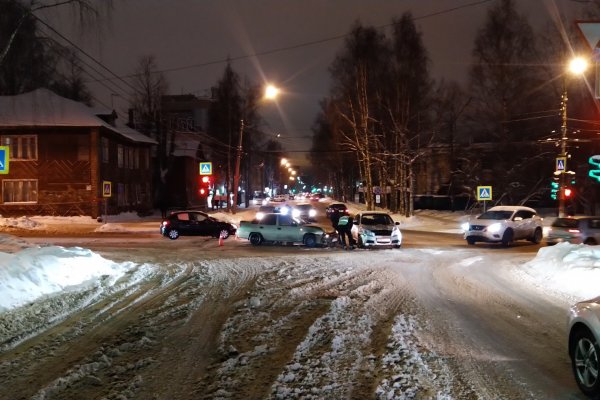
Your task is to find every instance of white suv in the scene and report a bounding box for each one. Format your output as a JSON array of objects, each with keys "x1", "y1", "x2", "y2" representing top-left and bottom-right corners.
[{"x1": 461, "y1": 205, "x2": 543, "y2": 246}]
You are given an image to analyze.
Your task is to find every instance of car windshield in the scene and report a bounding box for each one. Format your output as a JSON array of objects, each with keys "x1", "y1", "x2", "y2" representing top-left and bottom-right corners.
[
  {"x1": 552, "y1": 218, "x2": 579, "y2": 228},
  {"x1": 361, "y1": 214, "x2": 393, "y2": 225},
  {"x1": 478, "y1": 210, "x2": 513, "y2": 220}
]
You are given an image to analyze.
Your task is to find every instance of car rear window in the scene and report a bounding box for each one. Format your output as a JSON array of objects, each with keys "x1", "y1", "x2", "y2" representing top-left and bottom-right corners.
[{"x1": 552, "y1": 218, "x2": 579, "y2": 228}]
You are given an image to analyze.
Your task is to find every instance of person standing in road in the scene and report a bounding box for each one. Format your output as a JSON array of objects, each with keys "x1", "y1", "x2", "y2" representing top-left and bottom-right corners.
[{"x1": 336, "y1": 214, "x2": 356, "y2": 249}]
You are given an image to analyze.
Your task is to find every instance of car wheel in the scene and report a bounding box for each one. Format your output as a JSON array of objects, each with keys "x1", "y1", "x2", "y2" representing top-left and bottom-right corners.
[
  {"x1": 249, "y1": 233, "x2": 263, "y2": 246},
  {"x1": 571, "y1": 327, "x2": 600, "y2": 398},
  {"x1": 501, "y1": 229, "x2": 513, "y2": 247},
  {"x1": 466, "y1": 237, "x2": 476, "y2": 245},
  {"x1": 219, "y1": 229, "x2": 230, "y2": 240},
  {"x1": 585, "y1": 238, "x2": 598, "y2": 245},
  {"x1": 529, "y1": 228, "x2": 543, "y2": 244},
  {"x1": 167, "y1": 229, "x2": 179, "y2": 240},
  {"x1": 303, "y1": 233, "x2": 317, "y2": 248},
  {"x1": 357, "y1": 236, "x2": 365, "y2": 249},
  {"x1": 393, "y1": 245, "x2": 401, "y2": 249}
]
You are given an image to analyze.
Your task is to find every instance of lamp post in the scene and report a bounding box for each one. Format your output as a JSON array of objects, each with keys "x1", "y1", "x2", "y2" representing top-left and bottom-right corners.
[
  {"x1": 231, "y1": 84, "x2": 279, "y2": 213},
  {"x1": 558, "y1": 57, "x2": 588, "y2": 217}
]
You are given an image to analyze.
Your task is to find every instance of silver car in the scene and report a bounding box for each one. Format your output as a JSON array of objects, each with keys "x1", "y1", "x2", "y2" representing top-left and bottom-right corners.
[
  {"x1": 568, "y1": 297, "x2": 600, "y2": 398},
  {"x1": 547, "y1": 217, "x2": 600, "y2": 246},
  {"x1": 351, "y1": 211, "x2": 402, "y2": 248}
]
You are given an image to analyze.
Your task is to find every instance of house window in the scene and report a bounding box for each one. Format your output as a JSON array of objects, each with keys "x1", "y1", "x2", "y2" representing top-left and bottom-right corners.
[
  {"x1": 3, "y1": 179, "x2": 38, "y2": 203},
  {"x1": 101, "y1": 137, "x2": 109, "y2": 163},
  {"x1": 117, "y1": 144, "x2": 123, "y2": 168},
  {"x1": 1, "y1": 135, "x2": 37, "y2": 160}
]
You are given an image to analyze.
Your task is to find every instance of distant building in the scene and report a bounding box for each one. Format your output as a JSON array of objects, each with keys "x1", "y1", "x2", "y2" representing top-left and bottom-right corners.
[{"x1": 0, "y1": 89, "x2": 156, "y2": 218}]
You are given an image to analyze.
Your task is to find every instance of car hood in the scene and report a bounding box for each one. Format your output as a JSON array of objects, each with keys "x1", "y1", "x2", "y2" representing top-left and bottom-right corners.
[
  {"x1": 359, "y1": 224, "x2": 395, "y2": 231},
  {"x1": 470, "y1": 218, "x2": 509, "y2": 226}
]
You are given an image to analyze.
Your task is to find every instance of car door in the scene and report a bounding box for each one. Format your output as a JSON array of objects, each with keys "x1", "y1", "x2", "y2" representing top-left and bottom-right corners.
[
  {"x1": 257, "y1": 214, "x2": 278, "y2": 240},
  {"x1": 277, "y1": 214, "x2": 301, "y2": 242},
  {"x1": 175, "y1": 212, "x2": 194, "y2": 234},
  {"x1": 513, "y1": 210, "x2": 534, "y2": 239},
  {"x1": 192, "y1": 212, "x2": 213, "y2": 236}
]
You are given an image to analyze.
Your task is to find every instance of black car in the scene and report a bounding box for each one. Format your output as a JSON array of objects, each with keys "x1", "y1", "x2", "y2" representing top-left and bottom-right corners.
[
  {"x1": 160, "y1": 211, "x2": 237, "y2": 240},
  {"x1": 325, "y1": 203, "x2": 349, "y2": 219},
  {"x1": 292, "y1": 203, "x2": 317, "y2": 221}
]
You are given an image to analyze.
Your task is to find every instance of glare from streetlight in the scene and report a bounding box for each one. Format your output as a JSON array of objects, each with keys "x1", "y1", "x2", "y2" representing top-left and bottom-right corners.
[
  {"x1": 264, "y1": 84, "x2": 280, "y2": 100},
  {"x1": 569, "y1": 57, "x2": 588, "y2": 75},
  {"x1": 280, "y1": 158, "x2": 287, "y2": 165}
]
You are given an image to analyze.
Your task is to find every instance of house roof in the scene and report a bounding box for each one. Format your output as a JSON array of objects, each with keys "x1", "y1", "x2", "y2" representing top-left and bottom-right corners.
[{"x1": 0, "y1": 89, "x2": 156, "y2": 145}]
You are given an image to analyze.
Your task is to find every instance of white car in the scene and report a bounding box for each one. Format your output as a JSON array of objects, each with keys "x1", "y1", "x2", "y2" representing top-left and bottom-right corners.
[
  {"x1": 568, "y1": 297, "x2": 600, "y2": 398},
  {"x1": 351, "y1": 211, "x2": 402, "y2": 248},
  {"x1": 461, "y1": 205, "x2": 543, "y2": 247}
]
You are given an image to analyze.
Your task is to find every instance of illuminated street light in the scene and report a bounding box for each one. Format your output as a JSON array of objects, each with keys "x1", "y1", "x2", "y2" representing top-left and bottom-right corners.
[
  {"x1": 558, "y1": 57, "x2": 588, "y2": 217},
  {"x1": 232, "y1": 84, "x2": 279, "y2": 213},
  {"x1": 280, "y1": 158, "x2": 287, "y2": 165}
]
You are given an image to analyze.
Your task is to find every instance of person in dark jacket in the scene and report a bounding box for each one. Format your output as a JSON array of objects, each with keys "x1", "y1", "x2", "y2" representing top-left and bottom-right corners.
[{"x1": 336, "y1": 214, "x2": 356, "y2": 249}]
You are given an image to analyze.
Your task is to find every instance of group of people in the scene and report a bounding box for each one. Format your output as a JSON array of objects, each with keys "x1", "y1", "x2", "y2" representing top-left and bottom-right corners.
[{"x1": 330, "y1": 212, "x2": 357, "y2": 250}]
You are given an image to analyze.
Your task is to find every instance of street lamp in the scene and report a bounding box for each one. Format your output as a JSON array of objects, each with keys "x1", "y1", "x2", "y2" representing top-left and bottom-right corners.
[
  {"x1": 558, "y1": 57, "x2": 588, "y2": 217},
  {"x1": 232, "y1": 84, "x2": 279, "y2": 213}
]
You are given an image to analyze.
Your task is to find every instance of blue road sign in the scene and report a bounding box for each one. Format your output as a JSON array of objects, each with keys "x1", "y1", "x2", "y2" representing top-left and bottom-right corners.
[
  {"x1": 199, "y1": 162, "x2": 212, "y2": 175},
  {"x1": 477, "y1": 186, "x2": 492, "y2": 201},
  {"x1": 0, "y1": 146, "x2": 9, "y2": 174},
  {"x1": 556, "y1": 157, "x2": 566, "y2": 172}
]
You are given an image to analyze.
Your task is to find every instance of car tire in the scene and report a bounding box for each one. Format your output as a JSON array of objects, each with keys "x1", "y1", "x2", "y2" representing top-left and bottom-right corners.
[
  {"x1": 357, "y1": 236, "x2": 365, "y2": 249},
  {"x1": 585, "y1": 238, "x2": 598, "y2": 245},
  {"x1": 393, "y1": 245, "x2": 401, "y2": 249},
  {"x1": 303, "y1": 234, "x2": 317, "y2": 248},
  {"x1": 501, "y1": 229, "x2": 513, "y2": 247},
  {"x1": 218, "y1": 229, "x2": 230, "y2": 240},
  {"x1": 466, "y1": 237, "x2": 476, "y2": 245},
  {"x1": 529, "y1": 228, "x2": 543, "y2": 244},
  {"x1": 249, "y1": 233, "x2": 263, "y2": 246},
  {"x1": 571, "y1": 327, "x2": 600, "y2": 398},
  {"x1": 167, "y1": 229, "x2": 179, "y2": 240}
]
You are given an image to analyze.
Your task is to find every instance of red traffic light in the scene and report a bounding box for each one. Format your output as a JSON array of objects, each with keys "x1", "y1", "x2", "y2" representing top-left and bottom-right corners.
[
  {"x1": 201, "y1": 176, "x2": 211, "y2": 183},
  {"x1": 564, "y1": 188, "x2": 573, "y2": 198},
  {"x1": 199, "y1": 188, "x2": 207, "y2": 196}
]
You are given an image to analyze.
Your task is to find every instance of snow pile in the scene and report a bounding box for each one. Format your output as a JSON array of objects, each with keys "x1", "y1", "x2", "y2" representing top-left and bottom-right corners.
[
  {"x1": 520, "y1": 242, "x2": 600, "y2": 302},
  {"x1": 0, "y1": 216, "x2": 44, "y2": 229},
  {"x1": 0, "y1": 245, "x2": 134, "y2": 311}
]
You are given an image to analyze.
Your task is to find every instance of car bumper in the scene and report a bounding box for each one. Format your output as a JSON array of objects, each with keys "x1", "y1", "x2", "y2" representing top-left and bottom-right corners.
[
  {"x1": 360, "y1": 235, "x2": 401, "y2": 247},
  {"x1": 464, "y1": 231, "x2": 502, "y2": 243},
  {"x1": 546, "y1": 236, "x2": 583, "y2": 245}
]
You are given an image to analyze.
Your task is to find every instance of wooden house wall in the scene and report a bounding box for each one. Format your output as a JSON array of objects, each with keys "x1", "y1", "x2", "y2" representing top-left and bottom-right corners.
[{"x1": 0, "y1": 127, "x2": 153, "y2": 218}]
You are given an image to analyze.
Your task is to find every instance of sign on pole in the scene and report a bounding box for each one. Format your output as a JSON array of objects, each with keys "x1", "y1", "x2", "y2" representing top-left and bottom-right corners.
[
  {"x1": 556, "y1": 156, "x2": 567, "y2": 173},
  {"x1": 0, "y1": 146, "x2": 9, "y2": 174},
  {"x1": 199, "y1": 162, "x2": 212, "y2": 175},
  {"x1": 477, "y1": 186, "x2": 492, "y2": 201},
  {"x1": 102, "y1": 181, "x2": 112, "y2": 197},
  {"x1": 576, "y1": 21, "x2": 600, "y2": 98}
]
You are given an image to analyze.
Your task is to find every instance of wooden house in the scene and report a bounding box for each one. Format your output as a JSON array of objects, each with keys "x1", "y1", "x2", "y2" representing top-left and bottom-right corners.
[{"x1": 0, "y1": 89, "x2": 156, "y2": 218}]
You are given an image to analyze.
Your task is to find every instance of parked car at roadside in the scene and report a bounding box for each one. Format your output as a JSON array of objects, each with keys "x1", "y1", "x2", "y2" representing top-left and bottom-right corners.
[
  {"x1": 351, "y1": 211, "x2": 402, "y2": 248},
  {"x1": 461, "y1": 205, "x2": 543, "y2": 247},
  {"x1": 547, "y1": 216, "x2": 600, "y2": 245},
  {"x1": 160, "y1": 211, "x2": 237, "y2": 240},
  {"x1": 568, "y1": 296, "x2": 600, "y2": 398}
]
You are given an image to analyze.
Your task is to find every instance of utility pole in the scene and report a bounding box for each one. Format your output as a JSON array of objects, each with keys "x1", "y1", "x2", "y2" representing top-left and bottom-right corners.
[
  {"x1": 558, "y1": 88, "x2": 568, "y2": 218},
  {"x1": 232, "y1": 118, "x2": 244, "y2": 214}
]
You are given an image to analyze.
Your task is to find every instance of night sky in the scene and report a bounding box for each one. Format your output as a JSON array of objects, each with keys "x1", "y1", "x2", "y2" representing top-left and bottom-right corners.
[{"x1": 42, "y1": 0, "x2": 586, "y2": 166}]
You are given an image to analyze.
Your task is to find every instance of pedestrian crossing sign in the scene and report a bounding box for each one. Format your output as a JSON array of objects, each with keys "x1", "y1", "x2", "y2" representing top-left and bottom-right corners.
[
  {"x1": 477, "y1": 186, "x2": 492, "y2": 201},
  {"x1": 556, "y1": 157, "x2": 566, "y2": 172},
  {"x1": 0, "y1": 146, "x2": 9, "y2": 174},
  {"x1": 199, "y1": 162, "x2": 212, "y2": 175}
]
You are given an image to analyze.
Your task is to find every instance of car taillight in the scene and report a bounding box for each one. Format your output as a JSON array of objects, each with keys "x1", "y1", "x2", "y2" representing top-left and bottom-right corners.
[
  {"x1": 162, "y1": 221, "x2": 169, "y2": 227},
  {"x1": 568, "y1": 229, "x2": 580, "y2": 233}
]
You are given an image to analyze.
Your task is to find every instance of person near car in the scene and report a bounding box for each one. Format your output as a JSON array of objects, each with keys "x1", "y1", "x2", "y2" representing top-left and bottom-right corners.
[{"x1": 336, "y1": 214, "x2": 356, "y2": 249}]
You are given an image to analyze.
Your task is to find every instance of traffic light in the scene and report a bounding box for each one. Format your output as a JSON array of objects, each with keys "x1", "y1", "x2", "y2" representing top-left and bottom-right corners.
[
  {"x1": 199, "y1": 175, "x2": 212, "y2": 197},
  {"x1": 550, "y1": 180, "x2": 559, "y2": 200},
  {"x1": 564, "y1": 187, "x2": 573, "y2": 198}
]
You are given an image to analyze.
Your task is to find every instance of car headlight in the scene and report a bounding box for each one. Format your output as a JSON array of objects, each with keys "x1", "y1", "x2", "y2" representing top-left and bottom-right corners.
[
  {"x1": 262, "y1": 199, "x2": 268, "y2": 206},
  {"x1": 281, "y1": 206, "x2": 289, "y2": 215},
  {"x1": 461, "y1": 222, "x2": 470, "y2": 232},
  {"x1": 487, "y1": 223, "x2": 502, "y2": 233},
  {"x1": 230, "y1": 223, "x2": 238, "y2": 230},
  {"x1": 309, "y1": 209, "x2": 316, "y2": 217},
  {"x1": 361, "y1": 228, "x2": 375, "y2": 237},
  {"x1": 292, "y1": 209, "x2": 301, "y2": 218},
  {"x1": 256, "y1": 212, "x2": 265, "y2": 220}
]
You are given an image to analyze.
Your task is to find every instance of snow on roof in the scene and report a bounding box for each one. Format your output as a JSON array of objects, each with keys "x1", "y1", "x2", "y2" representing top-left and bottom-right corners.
[{"x1": 0, "y1": 89, "x2": 156, "y2": 145}]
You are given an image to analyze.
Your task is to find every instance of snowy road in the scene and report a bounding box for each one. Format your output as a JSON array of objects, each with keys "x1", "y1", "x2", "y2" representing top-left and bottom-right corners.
[{"x1": 0, "y1": 231, "x2": 590, "y2": 399}]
